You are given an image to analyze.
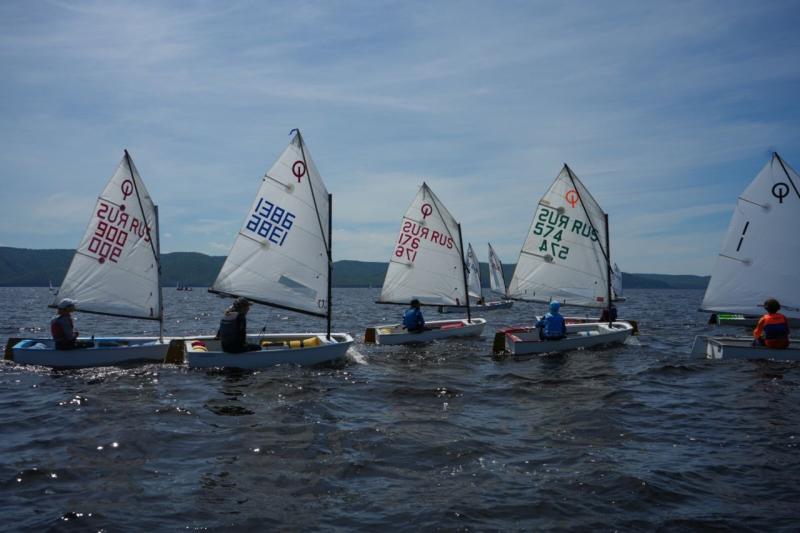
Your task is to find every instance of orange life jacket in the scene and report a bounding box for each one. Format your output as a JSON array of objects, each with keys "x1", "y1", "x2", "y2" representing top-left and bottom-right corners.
[{"x1": 754, "y1": 312, "x2": 790, "y2": 348}]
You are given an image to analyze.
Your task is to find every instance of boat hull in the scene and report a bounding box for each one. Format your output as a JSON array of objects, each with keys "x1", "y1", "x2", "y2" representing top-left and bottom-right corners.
[
  {"x1": 495, "y1": 321, "x2": 634, "y2": 355},
  {"x1": 365, "y1": 318, "x2": 486, "y2": 345},
  {"x1": 437, "y1": 301, "x2": 513, "y2": 313},
  {"x1": 691, "y1": 335, "x2": 800, "y2": 360},
  {"x1": 184, "y1": 333, "x2": 354, "y2": 369},
  {"x1": 10, "y1": 337, "x2": 170, "y2": 369},
  {"x1": 715, "y1": 314, "x2": 800, "y2": 329}
]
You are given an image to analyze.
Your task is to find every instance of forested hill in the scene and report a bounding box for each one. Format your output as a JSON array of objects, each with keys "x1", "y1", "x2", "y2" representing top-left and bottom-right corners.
[{"x1": 0, "y1": 247, "x2": 709, "y2": 289}]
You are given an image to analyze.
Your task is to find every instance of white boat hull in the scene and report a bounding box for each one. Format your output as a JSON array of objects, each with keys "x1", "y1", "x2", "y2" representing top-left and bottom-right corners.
[
  {"x1": 10, "y1": 337, "x2": 170, "y2": 369},
  {"x1": 437, "y1": 301, "x2": 513, "y2": 313},
  {"x1": 691, "y1": 335, "x2": 800, "y2": 361},
  {"x1": 365, "y1": 318, "x2": 486, "y2": 345},
  {"x1": 495, "y1": 321, "x2": 634, "y2": 355},
  {"x1": 184, "y1": 333, "x2": 354, "y2": 369}
]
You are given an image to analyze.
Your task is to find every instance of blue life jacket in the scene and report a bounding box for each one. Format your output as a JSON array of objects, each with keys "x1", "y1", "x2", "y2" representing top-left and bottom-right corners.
[
  {"x1": 403, "y1": 308, "x2": 425, "y2": 331},
  {"x1": 537, "y1": 312, "x2": 566, "y2": 338}
]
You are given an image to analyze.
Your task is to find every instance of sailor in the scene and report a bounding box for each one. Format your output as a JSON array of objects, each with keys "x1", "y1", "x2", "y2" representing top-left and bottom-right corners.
[
  {"x1": 536, "y1": 300, "x2": 567, "y2": 341},
  {"x1": 600, "y1": 304, "x2": 618, "y2": 322},
  {"x1": 753, "y1": 298, "x2": 790, "y2": 349},
  {"x1": 403, "y1": 299, "x2": 426, "y2": 333},
  {"x1": 51, "y1": 298, "x2": 88, "y2": 350},
  {"x1": 218, "y1": 297, "x2": 261, "y2": 353}
]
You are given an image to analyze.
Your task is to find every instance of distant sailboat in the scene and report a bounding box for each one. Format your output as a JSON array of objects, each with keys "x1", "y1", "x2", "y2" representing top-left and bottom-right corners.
[
  {"x1": 692, "y1": 152, "x2": 799, "y2": 360},
  {"x1": 612, "y1": 263, "x2": 626, "y2": 302},
  {"x1": 437, "y1": 242, "x2": 513, "y2": 313},
  {"x1": 364, "y1": 183, "x2": 486, "y2": 344},
  {"x1": 495, "y1": 164, "x2": 634, "y2": 355},
  {"x1": 183, "y1": 130, "x2": 354, "y2": 368},
  {"x1": 11, "y1": 151, "x2": 170, "y2": 368},
  {"x1": 48, "y1": 280, "x2": 57, "y2": 294}
]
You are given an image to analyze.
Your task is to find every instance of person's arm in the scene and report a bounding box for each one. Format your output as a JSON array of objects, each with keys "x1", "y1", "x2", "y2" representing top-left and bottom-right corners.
[
  {"x1": 417, "y1": 310, "x2": 425, "y2": 328},
  {"x1": 753, "y1": 317, "x2": 766, "y2": 339},
  {"x1": 238, "y1": 314, "x2": 247, "y2": 343},
  {"x1": 51, "y1": 320, "x2": 65, "y2": 341}
]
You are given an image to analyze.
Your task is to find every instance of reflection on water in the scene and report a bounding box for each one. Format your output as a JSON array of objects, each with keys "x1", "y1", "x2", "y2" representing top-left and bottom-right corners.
[{"x1": 1, "y1": 287, "x2": 799, "y2": 530}]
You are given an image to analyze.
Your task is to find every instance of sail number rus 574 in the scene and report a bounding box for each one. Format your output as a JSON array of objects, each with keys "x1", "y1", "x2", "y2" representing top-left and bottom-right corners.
[
  {"x1": 532, "y1": 206, "x2": 599, "y2": 261},
  {"x1": 394, "y1": 219, "x2": 454, "y2": 263}
]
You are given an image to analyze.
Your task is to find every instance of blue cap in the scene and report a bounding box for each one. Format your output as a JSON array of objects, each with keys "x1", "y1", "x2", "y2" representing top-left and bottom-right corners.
[{"x1": 549, "y1": 301, "x2": 561, "y2": 313}]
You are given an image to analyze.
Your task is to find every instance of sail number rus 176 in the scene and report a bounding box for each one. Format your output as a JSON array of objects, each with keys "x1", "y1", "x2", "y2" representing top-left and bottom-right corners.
[
  {"x1": 532, "y1": 206, "x2": 598, "y2": 261},
  {"x1": 394, "y1": 219, "x2": 454, "y2": 263}
]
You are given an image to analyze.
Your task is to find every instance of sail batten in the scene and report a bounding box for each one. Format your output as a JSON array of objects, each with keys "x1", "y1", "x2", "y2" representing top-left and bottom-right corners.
[
  {"x1": 211, "y1": 131, "x2": 331, "y2": 316},
  {"x1": 701, "y1": 153, "x2": 800, "y2": 318},
  {"x1": 378, "y1": 183, "x2": 467, "y2": 306},
  {"x1": 508, "y1": 165, "x2": 610, "y2": 308},
  {"x1": 54, "y1": 152, "x2": 161, "y2": 320}
]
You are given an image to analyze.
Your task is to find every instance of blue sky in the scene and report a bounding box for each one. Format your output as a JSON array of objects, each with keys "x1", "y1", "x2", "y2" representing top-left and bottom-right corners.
[{"x1": 1, "y1": 0, "x2": 798, "y2": 275}]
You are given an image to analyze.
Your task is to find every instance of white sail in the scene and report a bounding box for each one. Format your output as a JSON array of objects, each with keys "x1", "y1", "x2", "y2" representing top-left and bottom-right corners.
[
  {"x1": 701, "y1": 153, "x2": 800, "y2": 318},
  {"x1": 508, "y1": 165, "x2": 610, "y2": 308},
  {"x1": 379, "y1": 183, "x2": 467, "y2": 306},
  {"x1": 612, "y1": 263, "x2": 623, "y2": 299},
  {"x1": 55, "y1": 151, "x2": 161, "y2": 320},
  {"x1": 212, "y1": 131, "x2": 330, "y2": 317},
  {"x1": 488, "y1": 243, "x2": 507, "y2": 297},
  {"x1": 466, "y1": 243, "x2": 482, "y2": 300}
]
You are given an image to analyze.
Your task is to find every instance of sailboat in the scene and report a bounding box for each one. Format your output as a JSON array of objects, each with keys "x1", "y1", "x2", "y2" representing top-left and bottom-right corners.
[
  {"x1": 48, "y1": 280, "x2": 57, "y2": 294},
  {"x1": 364, "y1": 183, "x2": 486, "y2": 345},
  {"x1": 612, "y1": 263, "x2": 626, "y2": 302},
  {"x1": 493, "y1": 164, "x2": 634, "y2": 355},
  {"x1": 437, "y1": 243, "x2": 513, "y2": 313},
  {"x1": 182, "y1": 130, "x2": 354, "y2": 368},
  {"x1": 10, "y1": 151, "x2": 170, "y2": 368},
  {"x1": 691, "y1": 152, "x2": 799, "y2": 360}
]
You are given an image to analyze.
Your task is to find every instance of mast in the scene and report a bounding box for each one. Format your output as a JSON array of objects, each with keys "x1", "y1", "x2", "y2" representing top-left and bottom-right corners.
[
  {"x1": 457, "y1": 223, "x2": 472, "y2": 322},
  {"x1": 155, "y1": 205, "x2": 164, "y2": 342},
  {"x1": 604, "y1": 213, "x2": 612, "y2": 326},
  {"x1": 326, "y1": 193, "x2": 333, "y2": 340},
  {"x1": 564, "y1": 163, "x2": 612, "y2": 310},
  {"x1": 124, "y1": 149, "x2": 163, "y2": 330}
]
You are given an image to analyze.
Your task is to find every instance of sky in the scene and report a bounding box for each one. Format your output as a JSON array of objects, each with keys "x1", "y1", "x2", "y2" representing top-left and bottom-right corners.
[{"x1": 1, "y1": 0, "x2": 799, "y2": 275}]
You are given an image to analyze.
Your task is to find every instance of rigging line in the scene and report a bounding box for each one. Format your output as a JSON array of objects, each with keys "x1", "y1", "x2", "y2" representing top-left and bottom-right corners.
[
  {"x1": 775, "y1": 152, "x2": 800, "y2": 200},
  {"x1": 124, "y1": 150, "x2": 161, "y2": 271},
  {"x1": 292, "y1": 129, "x2": 330, "y2": 254},
  {"x1": 564, "y1": 165, "x2": 610, "y2": 263}
]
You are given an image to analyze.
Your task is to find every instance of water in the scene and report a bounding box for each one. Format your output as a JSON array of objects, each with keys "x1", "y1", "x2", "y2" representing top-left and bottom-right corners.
[{"x1": 1, "y1": 288, "x2": 799, "y2": 530}]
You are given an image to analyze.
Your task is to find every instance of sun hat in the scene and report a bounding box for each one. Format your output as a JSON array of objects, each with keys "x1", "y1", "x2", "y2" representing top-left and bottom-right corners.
[{"x1": 57, "y1": 298, "x2": 76, "y2": 310}]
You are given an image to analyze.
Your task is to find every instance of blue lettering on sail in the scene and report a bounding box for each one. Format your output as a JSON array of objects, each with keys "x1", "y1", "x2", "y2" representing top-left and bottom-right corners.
[{"x1": 246, "y1": 198, "x2": 295, "y2": 246}]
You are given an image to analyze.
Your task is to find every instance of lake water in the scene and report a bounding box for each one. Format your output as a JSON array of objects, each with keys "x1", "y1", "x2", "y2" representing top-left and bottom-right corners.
[{"x1": 1, "y1": 288, "x2": 799, "y2": 531}]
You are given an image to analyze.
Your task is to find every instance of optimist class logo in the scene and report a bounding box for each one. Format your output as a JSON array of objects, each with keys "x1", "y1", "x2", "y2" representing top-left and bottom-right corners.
[
  {"x1": 565, "y1": 189, "x2": 579, "y2": 208},
  {"x1": 420, "y1": 203, "x2": 433, "y2": 219},
  {"x1": 292, "y1": 161, "x2": 306, "y2": 183},
  {"x1": 121, "y1": 179, "x2": 134, "y2": 200}
]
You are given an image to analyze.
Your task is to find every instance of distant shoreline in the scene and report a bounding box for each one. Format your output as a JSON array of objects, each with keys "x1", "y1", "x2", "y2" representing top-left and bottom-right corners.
[{"x1": 0, "y1": 247, "x2": 710, "y2": 290}]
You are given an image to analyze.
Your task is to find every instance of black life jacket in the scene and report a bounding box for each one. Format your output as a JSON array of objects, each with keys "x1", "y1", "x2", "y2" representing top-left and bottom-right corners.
[{"x1": 219, "y1": 311, "x2": 245, "y2": 351}]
